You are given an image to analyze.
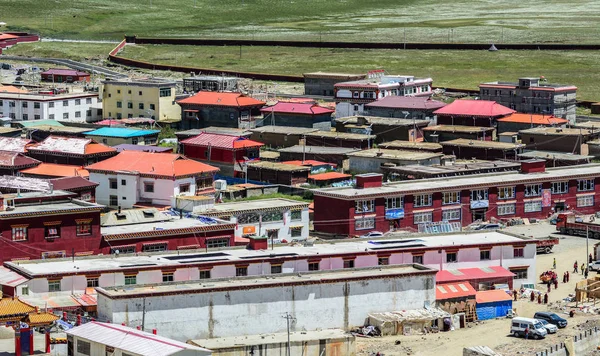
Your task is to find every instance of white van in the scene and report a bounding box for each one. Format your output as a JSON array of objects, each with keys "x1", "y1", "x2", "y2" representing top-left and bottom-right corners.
[{"x1": 510, "y1": 317, "x2": 547, "y2": 339}]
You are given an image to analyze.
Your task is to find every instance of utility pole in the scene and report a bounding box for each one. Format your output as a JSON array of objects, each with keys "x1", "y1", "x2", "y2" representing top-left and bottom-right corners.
[
  {"x1": 302, "y1": 134, "x2": 306, "y2": 163},
  {"x1": 403, "y1": 27, "x2": 406, "y2": 50},
  {"x1": 282, "y1": 312, "x2": 296, "y2": 356},
  {"x1": 141, "y1": 297, "x2": 146, "y2": 331}
]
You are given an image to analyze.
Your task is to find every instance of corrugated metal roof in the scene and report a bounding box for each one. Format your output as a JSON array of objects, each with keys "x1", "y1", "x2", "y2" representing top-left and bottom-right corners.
[
  {"x1": 0, "y1": 151, "x2": 40, "y2": 167},
  {"x1": 436, "y1": 282, "x2": 476, "y2": 300},
  {"x1": 365, "y1": 96, "x2": 446, "y2": 110},
  {"x1": 0, "y1": 266, "x2": 30, "y2": 287},
  {"x1": 181, "y1": 132, "x2": 264, "y2": 149},
  {"x1": 0, "y1": 137, "x2": 32, "y2": 153},
  {"x1": 66, "y1": 322, "x2": 211, "y2": 356},
  {"x1": 476, "y1": 290, "x2": 513, "y2": 303},
  {"x1": 85, "y1": 127, "x2": 160, "y2": 138},
  {"x1": 437, "y1": 266, "x2": 515, "y2": 283},
  {"x1": 260, "y1": 102, "x2": 334, "y2": 115},
  {"x1": 28, "y1": 136, "x2": 115, "y2": 155},
  {"x1": 433, "y1": 100, "x2": 515, "y2": 118},
  {"x1": 17, "y1": 119, "x2": 64, "y2": 128}
]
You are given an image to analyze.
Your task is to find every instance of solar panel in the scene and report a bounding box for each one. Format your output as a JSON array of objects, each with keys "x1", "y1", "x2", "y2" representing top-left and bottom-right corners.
[
  {"x1": 449, "y1": 285, "x2": 458, "y2": 292},
  {"x1": 438, "y1": 286, "x2": 447, "y2": 293},
  {"x1": 480, "y1": 267, "x2": 495, "y2": 273},
  {"x1": 459, "y1": 284, "x2": 469, "y2": 291},
  {"x1": 448, "y1": 269, "x2": 464, "y2": 276}
]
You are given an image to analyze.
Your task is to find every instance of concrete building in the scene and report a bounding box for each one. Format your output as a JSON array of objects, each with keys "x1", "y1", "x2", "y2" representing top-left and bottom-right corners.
[
  {"x1": 0, "y1": 151, "x2": 40, "y2": 175},
  {"x1": 26, "y1": 136, "x2": 117, "y2": 166},
  {"x1": 23, "y1": 125, "x2": 93, "y2": 142},
  {"x1": 382, "y1": 160, "x2": 521, "y2": 181},
  {"x1": 177, "y1": 91, "x2": 265, "y2": 130},
  {"x1": 277, "y1": 146, "x2": 360, "y2": 169},
  {"x1": 102, "y1": 78, "x2": 180, "y2": 124},
  {"x1": 303, "y1": 72, "x2": 366, "y2": 96},
  {"x1": 440, "y1": 139, "x2": 525, "y2": 160},
  {"x1": 176, "y1": 127, "x2": 252, "y2": 141},
  {"x1": 0, "y1": 91, "x2": 102, "y2": 123},
  {"x1": 335, "y1": 74, "x2": 433, "y2": 118},
  {"x1": 19, "y1": 163, "x2": 89, "y2": 179},
  {"x1": 334, "y1": 116, "x2": 430, "y2": 143},
  {"x1": 246, "y1": 161, "x2": 311, "y2": 185},
  {"x1": 40, "y1": 69, "x2": 90, "y2": 83},
  {"x1": 95, "y1": 265, "x2": 437, "y2": 341},
  {"x1": 179, "y1": 132, "x2": 264, "y2": 177},
  {"x1": 434, "y1": 100, "x2": 515, "y2": 127},
  {"x1": 496, "y1": 113, "x2": 568, "y2": 134},
  {"x1": 304, "y1": 130, "x2": 376, "y2": 149},
  {"x1": 517, "y1": 150, "x2": 593, "y2": 167},
  {"x1": 313, "y1": 162, "x2": 600, "y2": 233},
  {"x1": 197, "y1": 198, "x2": 310, "y2": 241},
  {"x1": 423, "y1": 125, "x2": 496, "y2": 143},
  {"x1": 183, "y1": 75, "x2": 239, "y2": 92},
  {"x1": 347, "y1": 149, "x2": 443, "y2": 174},
  {"x1": 378, "y1": 141, "x2": 443, "y2": 153},
  {"x1": 479, "y1": 77, "x2": 577, "y2": 122},
  {"x1": 191, "y1": 329, "x2": 353, "y2": 356},
  {"x1": 0, "y1": 137, "x2": 31, "y2": 153},
  {"x1": 248, "y1": 125, "x2": 318, "y2": 148},
  {"x1": 259, "y1": 101, "x2": 334, "y2": 130},
  {"x1": 519, "y1": 127, "x2": 600, "y2": 155},
  {"x1": 66, "y1": 321, "x2": 212, "y2": 356},
  {"x1": 84, "y1": 127, "x2": 160, "y2": 146},
  {"x1": 364, "y1": 96, "x2": 446, "y2": 122},
  {"x1": 87, "y1": 151, "x2": 219, "y2": 208}
]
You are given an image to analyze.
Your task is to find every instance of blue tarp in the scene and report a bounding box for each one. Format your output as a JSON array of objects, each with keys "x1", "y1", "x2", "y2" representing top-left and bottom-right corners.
[{"x1": 476, "y1": 300, "x2": 513, "y2": 320}]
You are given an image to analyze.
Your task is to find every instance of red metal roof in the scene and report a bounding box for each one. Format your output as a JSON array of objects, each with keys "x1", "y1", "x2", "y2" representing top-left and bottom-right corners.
[
  {"x1": 41, "y1": 68, "x2": 90, "y2": 77},
  {"x1": 476, "y1": 289, "x2": 512, "y2": 303},
  {"x1": 177, "y1": 91, "x2": 265, "y2": 107},
  {"x1": 281, "y1": 160, "x2": 337, "y2": 167},
  {"x1": 365, "y1": 96, "x2": 447, "y2": 110},
  {"x1": 20, "y1": 163, "x2": 89, "y2": 178},
  {"x1": 0, "y1": 151, "x2": 40, "y2": 168},
  {"x1": 49, "y1": 176, "x2": 99, "y2": 190},
  {"x1": 28, "y1": 136, "x2": 116, "y2": 156},
  {"x1": 0, "y1": 34, "x2": 18, "y2": 41},
  {"x1": 436, "y1": 282, "x2": 476, "y2": 300},
  {"x1": 308, "y1": 172, "x2": 352, "y2": 181},
  {"x1": 436, "y1": 266, "x2": 515, "y2": 283},
  {"x1": 86, "y1": 151, "x2": 219, "y2": 178},
  {"x1": 433, "y1": 100, "x2": 515, "y2": 118},
  {"x1": 496, "y1": 113, "x2": 568, "y2": 125},
  {"x1": 181, "y1": 132, "x2": 264, "y2": 150},
  {"x1": 260, "y1": 102, "x2": 334, "y2": 115}
]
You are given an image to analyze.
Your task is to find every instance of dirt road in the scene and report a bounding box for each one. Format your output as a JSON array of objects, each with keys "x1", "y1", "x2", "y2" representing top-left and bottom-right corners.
[{"x1": 356, "y1": 222, "x2": 600, "y2": 356}]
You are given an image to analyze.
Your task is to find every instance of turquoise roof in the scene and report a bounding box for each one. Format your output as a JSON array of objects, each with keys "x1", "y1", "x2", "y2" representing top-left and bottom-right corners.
[
  {"x1": 84, "y1": 127, "x2": 160, "y2": 138},
  {"x1": 18, "y1": 119, "x2": 65, "y2": 128}
]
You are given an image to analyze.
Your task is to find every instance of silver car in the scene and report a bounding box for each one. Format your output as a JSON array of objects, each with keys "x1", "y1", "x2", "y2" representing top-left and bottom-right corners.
[{"x1": 537, "y1": 319, "x2": 558, "y2": 334}]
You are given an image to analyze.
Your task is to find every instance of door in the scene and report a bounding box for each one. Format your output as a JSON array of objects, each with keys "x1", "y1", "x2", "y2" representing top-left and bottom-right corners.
[
  {"x1": 472, "y1": 209, "x2": 486, "y2": 222},
  {"x1": 554, "y1": 202, "x2": 565, "y2": 212}
]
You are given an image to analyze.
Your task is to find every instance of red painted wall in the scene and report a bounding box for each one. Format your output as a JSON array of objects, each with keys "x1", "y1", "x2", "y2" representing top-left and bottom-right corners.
[{"x1": 181, "y1": 144, "x2": 236, "y2": 164}]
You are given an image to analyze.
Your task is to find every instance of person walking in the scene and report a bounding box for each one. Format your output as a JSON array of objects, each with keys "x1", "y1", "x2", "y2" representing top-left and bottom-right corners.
[
  {"x1": 574, "y1": 261, "x2": 578, "y2": 273},
  {"x1": 530, "y1": 291, "x2": 535, "y2": 302},
  {"x1": 567, "y1": 271, "x2": 570, "y2": 282},
  {"x1": 544, "y1": 293, "x2": 548, "y2": 304},
  {"x1": 525, "y1": 326, "x2": 529, "y2": 340},
  {"x1": 513, "y1": 289, "x2": 518, "y2": 301},
  {"x1": 563, "y1": 272, "x2": 567, "y2": 283},
  {"x1": 538, "y1": 293, "x2": 542, "y2": 304},
  {"x1": 553, "y1": 258, "x2": 557, "y2": 270},
  {"x1": 554, "y1": 278, "x2": 558, "y2": 290},
  {"x1": 590, "y1": 253, "x2": 593, "y2": 264},
  {"x1": 582, "y1": 263, "x2": 586, "y2": 274},
  {"x1": 585, "y1": 268, "x2": 589, "y2": 279},
  {"x1": 547, "y1": 280, "x2": 551, "y2": 293}
]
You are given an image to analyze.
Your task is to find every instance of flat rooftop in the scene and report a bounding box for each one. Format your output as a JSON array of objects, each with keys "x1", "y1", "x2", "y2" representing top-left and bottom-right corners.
[
  {"x1": 278, "y1": 145, "x2": 361, "y2": 155},
  {"x1": 335, "y1": 116, "x2": 429, "y2": 127},
  {"x1": 440, "y1": 138, "x2": 525, "y2": 150},
  {"x1": 249, "y1": 125, "x2": 319, "y2": 135},
  {"x1": 198, "y1": 198, "x2": 309, "y2": 216},
  {"x1": 6, "y1": 232, "x2": 529, "y2": 277},
  {"x1": 573, "y1": 121, "x2": 600, "y2": 130},
  {"x1": 314, "y1": 163, "x2": 600, "y2": 198},
  {"x1": 176, "y1": 127, "x2": 252, "y2": 137},
  {"x1": 519, "y1": 127, "x2": 596, "y2": 136},
  {"x1": 518, "y1": 150, "x2": 593, "y2": 161},
  {"x1": 191, "y1": 329, "x2": 351, "y2": 349},
  {"x1": 378, "y1": 140, "x2": 442, "y2": 151},
  {"x1": 304, "y1": 131, "x2": 375, "y2": 140},
  {"x1": 424, "y1": 125, "x2": 495, "y2": 133},
  {"x1": 303, "y1": 72, "x2": 365, "y2": 78},
  {"x1": 101, "y1": 216, "x2": 232, "y2": 238},
  {"x1": 0, "y1": 199, "x2": 103, "y2": 217},
  {"x1": 383, "y1": 160, "x2": 521, "y2": 175},
  {"x1": 481, "y1": 81, "x2": 576, "y2": 90},
  {"x1": 347, "y1": 148, "x2": 442, "y2": 160},
  {"x1": 96, "y1": 264, "x2": 436, "y2": 298},
  {"x1": 248, "y1": 161, "x2": 311, "y2": 172}
]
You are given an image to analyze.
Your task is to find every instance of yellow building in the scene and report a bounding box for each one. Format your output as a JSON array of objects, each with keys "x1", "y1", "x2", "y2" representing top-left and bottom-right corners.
[{"x1": 101, "y1": 78, "x2": 180, "y2": 124}]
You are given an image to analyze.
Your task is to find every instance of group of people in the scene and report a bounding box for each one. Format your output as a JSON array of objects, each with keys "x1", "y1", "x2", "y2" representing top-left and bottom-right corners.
[{"x1": 573, "y1": 260, "x2": 589, "y2": 279}]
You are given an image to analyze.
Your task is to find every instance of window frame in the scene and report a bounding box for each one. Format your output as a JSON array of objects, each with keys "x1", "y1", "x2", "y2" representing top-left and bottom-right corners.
[
  {"x1": 551, "y1": 181, "x2": 569, "y2": 194},
  {"x1": 446, "y1": 252, "x2": 457, "y2": 263},
  {"x1": 513, "y1": 248, "x2": 525, "y2": 258},
  {"x1": 577, "y1": 195, "x2": 594, "y2": 207},
  {"x1": 480, "y1": 250, "x2": 491, "y2": 261},
  {"x1": 124, "y1": 275, "x2": 137, "y2": 285},
  {"x1": 524, "y1": 184, "x2": 542, "y2": 197},
  {"x1": 497, "y1": 203, "x2": 516, "y2": 216},
  {"x1": 355, "y1": 199, "x2": 375, "y2": 213},
  {"x1": 413, "y1": 211, "x2": 433, "y2": 224},
  {"x1": 578, "y1": 179, "x2": 595, "y2": 192},
  {"x1": 524, "y1": 200, "x2": 542, "y2": 213},
  {"x1": 48, "y1": 280, "x2": 61, "y2": 292},
  {"x1": 414, "y1": 194, "x2": 432, "y2": 207},
  {"x1": 498, "y1": 186, "x2": 515, "y2": 200},
  {"x1": 442, "y1": 208, "x2": 461, "y2": 221},
  {"x1": 442, "y1": 191, "x2": 460, "y2": 205}
]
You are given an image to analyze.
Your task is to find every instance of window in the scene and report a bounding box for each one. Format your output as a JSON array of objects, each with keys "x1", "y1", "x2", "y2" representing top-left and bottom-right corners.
[
  {"x1": 110, "y1": 246, "x2": 135, "y2": 254},
  {"x1": 159, "y1": 88, "x2": 172, "y2": 97},
  {"x1": 513, "y1": 248, "x2": 524, "y2": 258},
  {"x1": 236, "y1": 266, "x2": 248, "y2": 276},
  {"x1": 34, "y1": 115, "x2": 40, "y2": 120},
  {"x1": 22, "y1": 102, "x2": 28, "y2": 108},
  {"x1": 343, "y1": 259, "x2": 355, "y2": 268},
  {"x1": 206, "y1": 238, "x2": 230, "y2": 248},
  {"x1": 22, "y1": 114, "x2": 28, "y2": 121},
  {"x1": 524, "y1": 184, "x2": 542, "y2": 197},
  {"x1": 49, "y1": 114, "x2": 55, "y2": 120},
  {"x1": 511, "y1": 268, "x2": 528, "y2": 279},
  {"x1": 524, "y1": 200, "x2": 542, "y2": 213},
  {"x1": 577, "y1": 195, "x2": 594, "y2": 207},
  {"x1": 498, "y1": 186, "x2": 515, "y2": 199},
  {"x1": 162, "y1": 273, "x2": 174, "y2": 282},
  {"x1": 378, "y1": 257, "x2": 389, "y2": 266},
  {"x1": 353, "y1": 92, "x2": 359, "y2": 98},
  {"x1": 139, "y1": 103, "x2": 144, "y2": 110},
  {"x1": 117, "y1": 90, "x2": 121, "y2": 94},
  {"x1": 150, "y1": 104, "x2": 155, "y2": 110},
  {"x1": 86, "y1": 278, "x2": 99, "y2": 288},
  {"x1": 49, "y1": 102, "x2": 54, "y2": 108},
  {"x1": 385, "y1": 197, "x2": 403, "y2": 210},
  {"x1": 442, "y1": 191, "x2": 460, "y2": 205},
  {"x1": 271, "y1": 265, "x2": 282, "y2": 274},
  {"x1": 291, "y1": 227, "x2": 302, "y2": 237},
  {"x1": 75, "y1": 111, "x2": 81, "y2": 118},
  {"x1": 355, "y1": 199, "x2": 375, "y2": 213},
  {"x1": 139, "y1": 91, "x2": 143, "y2": 96},
  {"x1": 446, "y1": 252, "x2": 457, "y2": 263},
  {"x1": 86, "y1": 98, "x2": 92, "y2": 104},
  {"x1": 442, "y1": 208, "x2": 461, "y2": 221},
  {"x1": 412, "y1": 255, "x2": 423, "y2": 264},
  {"x1": 109, "y1": 195, "x2": 118, "y2": 206},
  {"x1": 144, "y1": 182, "x2": 154, "y2": 193},
  {"x1": 9, "y1": 101, "x2": 15, "y2": 107},
  {"x1": 199, "y1": 270, "x2": 211, "y2": 279},
  {"x1": 262, "y1": 211, "x2": 283, "y2": 222},
  {"x1": 142, "y1": 243, "x2": 167, "y2": 252},
  {"x1": 21, "y1": 287, "x2": 28, "y2": 296},
  {"x1": 109, "y1": 178, "x2": 117, "y2": 189},
  {"x1": 552, "y1": 181, "x2": 568, "y2": 194},
  {"x1": 120, "y1": 179, "x2": 127, "y2": 186},
  {"x1": 578, "y1": 179, "x2": 595, "y2": 192},
  {"x1": 290, "y1": 210, "x2": 302, "y2": 221},
  {"x1": 127, "y1": 102, "x2": 133, "y2": 109},
  {"x1": 480, "y1": 250, "x2": 491, "y2": 260},
  {"x1": 116, "y1": 101, "x2": 122, "y2": 108},
  {"x1": 0, "y1": 100, "x2": 2, "y2": 106},
  {"x1": 497, "y1": 203, "x2": 516, "y2": 216},
  {"x1": 76, "y1": 340, "x2": 91, "y2": 355},
  {"x1": 414, "y1": 211, "x2": 433, "y2": 224},
  {"x1": 308, "y1": 262, "x2": 319, "y2": 271},
  {"x1": 75, "y1": 99, "x2": 81, "y2": 105},
  {"x1": 45, "y1": 226, "x2": 60, "y2": 239},
  {"x1": 63, "y1": 100, "x2": 69, "y2": 107},
  {"x1": 353, "y1": 105, "x2": 359, "y2": 111},
  {"x1": 124, "y1": 275, "x2": 137, "y2": 285},
  {"x1": 238, "y1": 213, "x2": 259, "y2": 224},
  {"x1": 355, "y1": 217, "x2": 375, "y2": 230},
  {"x1": 12, "y1": 226, "x2": 27, "y2": 241},
  {"x1": 363, "y1": 91, "x2": 375, "y2": 99},
  {"x1": 414, "y1": 194, "x2": 432, "y2": 207},
  {"x1": 48, "y1": 280, "x2": 61, "y2": 292},
  {"x1": 63, "y1": 113, "x2": 69, "y2": 119}
]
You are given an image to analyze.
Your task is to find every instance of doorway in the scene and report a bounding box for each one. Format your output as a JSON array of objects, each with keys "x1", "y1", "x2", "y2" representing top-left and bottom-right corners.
[
  {"x1": 554, "y1": 202, "x2": 565, "y2": 212},
  {"x1": 472, "y1": 209, "x2": 486, "y2": 222}
]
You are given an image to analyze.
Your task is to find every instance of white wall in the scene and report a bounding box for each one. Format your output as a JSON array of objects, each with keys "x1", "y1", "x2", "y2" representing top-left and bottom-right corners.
[
  {"x1": 0, "y1": 95, "x2": 101, "y2": 123},
  {"x1": 228, "y1": 208, "x2": 310, "y2": 241},
  {"x1": 97, "y1": 271, "x2": 436, "y2": 341}
]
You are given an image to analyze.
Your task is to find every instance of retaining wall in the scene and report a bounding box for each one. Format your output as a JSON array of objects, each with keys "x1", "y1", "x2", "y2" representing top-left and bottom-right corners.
[{"x1": 535, "y1": 326, "x2": 599, "y2": 356}]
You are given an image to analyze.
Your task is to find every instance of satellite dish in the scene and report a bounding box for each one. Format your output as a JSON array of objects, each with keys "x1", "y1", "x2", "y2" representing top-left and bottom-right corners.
[{"x1": 488, "y1": 44, "x2": 498, "y2": 51}]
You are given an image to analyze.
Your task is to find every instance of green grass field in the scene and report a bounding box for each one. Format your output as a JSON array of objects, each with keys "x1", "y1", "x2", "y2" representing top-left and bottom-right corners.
[
  {"x1": 111, "y1": 44, "x2": 600, "y2": 101},
  {"x1": 2, "y1": 0, "x2": 600, "y2": 43}
]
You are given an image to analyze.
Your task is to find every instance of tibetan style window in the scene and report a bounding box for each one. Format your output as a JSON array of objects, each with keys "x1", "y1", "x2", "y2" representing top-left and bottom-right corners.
[
  {"x1": 162, "y1": 272, "x2": 174, "y2": 282},
  {"x1": 237, "y1": 213, "x2": 259, "y2": 224},
  {"x1": 355, "y1": 199, "x2": 375, "y2": 213},
  {"x1": 308, "y1": 262, "x2": 320, "y2": 271},
  {"x1": 551, "y1": 181, "x2": 568, "y2": 194},
  {"x1": 524, "y1": 200, "x2": 542, "y2": 213},
  {"x1": 412, "y1": 254, "x2": 423, "y2": 264},
  {"x1": 86, "y1": 277, "x2": 99, "y2": 288},
  {"x1": 480, "y1": 250, "x2": 491, "y2": 260},
  {"x1": 124, "y1": 275, "x2": 137, "y2": 285},
  {"x1": 142, "y1": 243, "x2": 167, "y2": 253},
  {"x1": 355, "y1": 217, "x2": 375, "y2": 230},
  {"x1": 262, "y1": 211, "x2": 283, "y2": 222},
  {"x1": 12, "y1": 226, "x2": 27, "y2": 241},
  {"x1": 199, "y1": 270, "x2": 211, "y2": 279},
  {"x1": 413, "y1": 194, "x2": 432, "y2": 207},
  {"x1": 446, "y1": 252, "x2": 457, "y2": 263},
  {"x1": 413, "y1": 211, "x2": 433, "y2": 224},
  {"x1": 442, "y1": 208, "x2": 461, "y2": 221},
  {"x1": 577, "y1": 195, "x2": 594, "y2": 207},
  {"x1": 48, "y1": 280, "x2": 61, "y2": 292},
  {"x1": 378, "y1": 257, "x2": 389, "y2": 266},
  {"x1": 76, "y1": 220, "x2": 92, "y2": 236},
  {"x1": 498, "y1": 186, "x2": 515, "y2": 199},
  {"x1": 206, "y1": 238, "x2": 230, "y2": 248},
  {"x1": 236, "y1": 266, "x2": 248, "y2": 276},
  {"x1": 442, "y1": 191, "x2": 460, "y2": 205},
  {"x1": 290, "y1": 210, "x2": 302, "y2": 221},
  {"x1": 497, "y1": 203, "x2": 516, "y2": 216},
  {"x1": 513, "y1": 247, "x2": 524, "y2": 258},
  {"x1": 470, "y1": 189, "x2": 488, "y2": 201},
  {"x1": 524, "y1": 184, "x2": 542, "y2": 197},
  {"x1": 385, "y1": 197, "x2": 403, "y2": 210},
  {"x1": 144, "y1": 182, "x2": 154, "y2": 193},
  {"x1": 578, "y1": 179, "x2": 595, "y2": 192},
  {"x1": 45, "y1": 225, "x2": 60, "y2": 239}
]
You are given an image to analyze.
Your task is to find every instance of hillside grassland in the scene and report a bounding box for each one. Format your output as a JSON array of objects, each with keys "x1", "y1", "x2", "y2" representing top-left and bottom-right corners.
[
  {"x1": 115, "y1": 44, "x2": 600, "y2": 101},
  {"x1": 2, "y1": 0, "x2": 600, "y2": 43}
]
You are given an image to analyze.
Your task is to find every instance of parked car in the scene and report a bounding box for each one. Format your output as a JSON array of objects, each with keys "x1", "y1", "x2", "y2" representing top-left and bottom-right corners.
[
  {"x1": 510, "y1": 317, "x2": 547, "y2": 339},
  {"x1": 475, "y1": 223, "x2": 503, "y2": 231},
  {"x1": 533, "y1": 312, "x2": 568, "y2": 328},
  {"x1": 589, "y1": 261, "x2": 600, "y2": 272},
  {"x1": 537, "y1": 319, "x2": 558, "y2": 334},
  {"x1": 360, "y1": 231, "x2": 384, "y2": 238}
]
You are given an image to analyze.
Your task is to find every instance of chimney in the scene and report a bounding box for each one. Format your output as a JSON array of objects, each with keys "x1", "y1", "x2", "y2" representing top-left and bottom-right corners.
[
  {"x1": 247, "y1": 235, "x2": 268, "y2": 250},
  {"x1": 355, "y1": 173, "x2": 383, "y2": 189},
  {"x1": 520, "y1": 159, "x2": 546, "y2": 174}
]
